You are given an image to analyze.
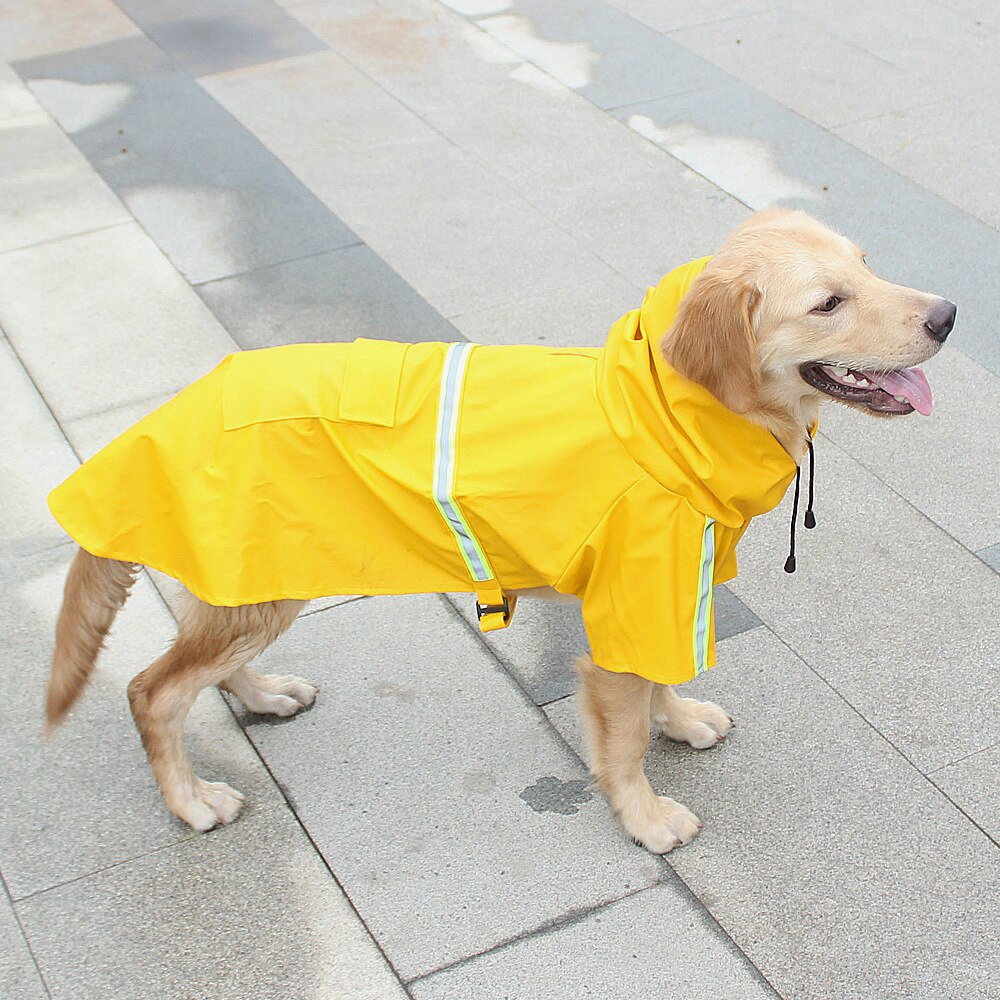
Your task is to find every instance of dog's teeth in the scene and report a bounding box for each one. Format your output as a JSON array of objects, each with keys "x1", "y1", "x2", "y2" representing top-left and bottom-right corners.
[
  {"x1": 893, "y1": 394, "x2": 906, "y2": 402},
  {"x1": 843, "y1": 373, "x2": 857, "y2": 383},
  {"x1": 856, "y1": 377, "x2": 869, "y2": 387},
  {"x1": 832, "y1": 366, "x2": 848, "y2": 376}
]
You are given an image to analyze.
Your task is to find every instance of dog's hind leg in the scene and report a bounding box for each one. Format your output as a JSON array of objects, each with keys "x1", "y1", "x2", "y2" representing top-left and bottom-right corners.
[
  {"x1": 650, "y1": 684, "x2": 733, "y2": 749},
  {"x1": 576, "y1": 654, "x2": 702, "y2": 854},
  {"x1": 127, "y1": 596, "x2": 300, "y2": 831}
]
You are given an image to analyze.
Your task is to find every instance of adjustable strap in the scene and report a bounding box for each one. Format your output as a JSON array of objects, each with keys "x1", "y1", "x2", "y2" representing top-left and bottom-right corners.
[{"x1": 433, "y1": 343, "x2": 516, "y2": 633}]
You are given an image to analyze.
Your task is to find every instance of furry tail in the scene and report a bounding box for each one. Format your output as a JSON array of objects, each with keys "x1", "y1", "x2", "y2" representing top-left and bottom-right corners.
[{"x1": 45, "y1": 548, "x2": 138, "y2": 732}]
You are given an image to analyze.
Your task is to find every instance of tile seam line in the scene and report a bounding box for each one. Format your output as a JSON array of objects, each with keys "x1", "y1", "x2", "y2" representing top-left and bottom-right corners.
[
  {"x1": 403, "y1": 883, "x2": 657, "y2": 987},
  {"x1": 190, "y1": 238, "x2": 364, "y2": 287},
  {"x1": 0, "y1": 219, "x2": 133, "y2": 261},
  {"x1": 8, "y1": 832, "x2": 201, "y2": 905},
  {"x1": 757, "y1": 621, "x2": 999, "y2": 850},
  {"x1": 925, "y1": 740, "x2": 1000, "y2": 776},
  {"x1": 436, "y1": 596, "x2": 783, "y2": 999},
  {"x1": 0, "y1": 867, "x2": 54, "y2": 998}
]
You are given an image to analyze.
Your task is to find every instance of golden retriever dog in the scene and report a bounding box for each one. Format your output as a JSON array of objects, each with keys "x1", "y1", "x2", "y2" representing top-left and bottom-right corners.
[{"x1": 44, "y1": 210, "x2": 954, "y2": 850}]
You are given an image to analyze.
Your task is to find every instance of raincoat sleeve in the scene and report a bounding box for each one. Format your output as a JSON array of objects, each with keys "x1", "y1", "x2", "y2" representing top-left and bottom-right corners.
[{"x1": 557, "y1": 476, "x2": 718, "y2": 686}]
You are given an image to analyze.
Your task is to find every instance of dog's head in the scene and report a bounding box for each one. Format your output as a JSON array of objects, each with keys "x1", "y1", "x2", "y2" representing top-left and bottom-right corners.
[{"x1": 662, "y1": 210, "x2": 954, "y2": 427}]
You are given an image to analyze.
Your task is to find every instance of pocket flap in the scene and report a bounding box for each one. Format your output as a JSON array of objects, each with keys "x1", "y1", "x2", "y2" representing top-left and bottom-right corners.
[{"x1": 338, "y1": 338, "x2": 409, "y2": 427}]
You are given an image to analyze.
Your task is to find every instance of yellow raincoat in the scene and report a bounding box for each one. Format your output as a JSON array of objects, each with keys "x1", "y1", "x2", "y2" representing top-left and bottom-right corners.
[{"x1": 49, "y1": 258, "x2": 801, "y2": 685}]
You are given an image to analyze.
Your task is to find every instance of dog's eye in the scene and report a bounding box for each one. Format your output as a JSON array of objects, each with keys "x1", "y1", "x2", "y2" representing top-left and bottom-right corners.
[{"x1": 812, "y1": 295, "x2": 842, "y2": 314}]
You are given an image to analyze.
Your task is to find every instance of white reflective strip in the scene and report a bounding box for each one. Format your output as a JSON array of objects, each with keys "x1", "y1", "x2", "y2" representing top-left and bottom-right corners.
[
  {"x1": 692, "y1": 517, "x2": 716, "y2": 676},
  {"x1": 432, "y1": 343, "x2": 494, "y2": 583}
]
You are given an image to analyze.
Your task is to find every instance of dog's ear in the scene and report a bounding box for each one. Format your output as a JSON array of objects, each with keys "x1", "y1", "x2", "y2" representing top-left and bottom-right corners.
[{"x1": 662, "y1": 266, "x2": 762, "y2": 413}]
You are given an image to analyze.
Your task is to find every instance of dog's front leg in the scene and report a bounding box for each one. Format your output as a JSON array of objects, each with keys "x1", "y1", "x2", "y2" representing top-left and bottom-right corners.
[
  {"x1": 650, "y1": 683, "x2": 733, "y2": 749},
  {"x1": 575, "y1": 655, "x2": 702, "y2": 853}
]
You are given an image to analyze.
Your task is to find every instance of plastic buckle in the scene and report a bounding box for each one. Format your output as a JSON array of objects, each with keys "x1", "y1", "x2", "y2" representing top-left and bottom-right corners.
[{"x1": 475, "y1": 595, "x2": 514, "y2": 632}]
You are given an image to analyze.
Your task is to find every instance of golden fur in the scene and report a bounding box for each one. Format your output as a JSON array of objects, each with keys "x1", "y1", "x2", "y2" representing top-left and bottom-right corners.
[{"x1": 45, "y1": 210, "x2": 951, "y2": 846}]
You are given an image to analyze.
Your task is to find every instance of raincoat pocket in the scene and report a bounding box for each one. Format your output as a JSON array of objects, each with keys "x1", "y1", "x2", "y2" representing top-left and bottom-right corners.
[{"x1": 222, "y1": 339, "x2": 409, "y2": 431}]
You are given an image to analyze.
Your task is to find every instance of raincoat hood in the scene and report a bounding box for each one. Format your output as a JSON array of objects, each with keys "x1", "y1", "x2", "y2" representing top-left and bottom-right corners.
[{"x1": 597, "y1": 256, "x2": 801, "y2": 529}]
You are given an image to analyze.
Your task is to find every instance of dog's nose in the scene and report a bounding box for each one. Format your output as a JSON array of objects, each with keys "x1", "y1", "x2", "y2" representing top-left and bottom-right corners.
[{"x1": 924, "y1": 298, "x2": 956, "y2": 343}]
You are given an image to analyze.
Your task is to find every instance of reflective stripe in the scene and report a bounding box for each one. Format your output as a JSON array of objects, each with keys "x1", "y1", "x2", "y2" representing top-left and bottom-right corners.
[
  {"x1": 692, "y1": 516, "x2": 716, "y2": 676},
  {"x1": 432, "y1": 343, "x2": 494, "y2": 583}
]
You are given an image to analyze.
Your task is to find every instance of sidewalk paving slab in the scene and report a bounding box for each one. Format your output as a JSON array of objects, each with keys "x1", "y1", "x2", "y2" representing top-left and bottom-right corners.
[
  {"x1": 0, "y1": 894, "x2": 47, "y2": 1000},
  {"x1": 0, "y1": 113, "x2": 130, "y2": 256},
  {"x1": 0, "y1": 545, "x2": 285, "y2": 901},
  {"x1": 411, "y1": 882, "x2": 779, "y2": 1000},
  {"x1": 818, "y1": 345, "x2": 1000, "y2": 553},
  {"x1": 0, "y1": 223, "x2": 236, "y2": 422},
  {"x1": 0, "y1": 337, "x2": 80, "y2": 559},
  {"x1": 197, "y1": 243, "x2": 461, "y2": 350},
  {"x1": 230, "y1": 593, "x2": 665, "y2": 981},
  {"x1": 727, "y1": 437, "x2": 1000, "y2": 773},
  {"x1": 113, "y1": 0, "x2": 327, "y2": 78},
  {"x1": 17, "y1": 36, "x2": 359, "y2": 284},
  {"x1": 15, "y1": 797, "x2": 407, "y2": 1000},
  {"x1": 545, "y1": 627, "x2": 1000, "y2": 1000},
  {"x1": 670, "y1": 11, "x2": 939, "y2": 129},
  {"x1": 0, "y1": 0, "x2": 138, "y2": 63}
]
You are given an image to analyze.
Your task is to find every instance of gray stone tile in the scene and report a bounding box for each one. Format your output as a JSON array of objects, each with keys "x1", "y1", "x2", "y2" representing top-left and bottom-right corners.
[
  {"x1": 61, "y1": 391, "x2": 178, "y2": 461},
  {"x1": 612, "y1": 83, "x2": 1000, "y2": 377},
  {"x1": 0, "y1": 894, "x2": 47, "y2": 1000},
  {"x1": 835, "y1": 98, "x2": 1000, "y2": 229},
  {"x1": 296, "y1": 1, "x2": 745, "y2": 287},
  {"x1": 476, "y1": 0, "x2": 731, "y2": 109},
  {"x1": 15, "y1": 803, "x2": 407, "y2": 1000},
  {"x1": 978, "y1": 543, "x2": 1000, "y2": 573},
  {"x1": 448, "y1": 585, "x2": 760, "y2": 706},
  {"x1": 411, "y1": 883, "x2": 778, "y2": 999},
  {"x1": 671, "y1": 12, "x2": 939, "y2": 128},
  {"x1": 727, "y1": 437, "x2": 1000, "y2": 773},
  {"x1": 450, "y1": 274, "x2": 642, "y2": 347},
  {"x1": 0, "y1": 113, "x2": 130, "y2": 254},
  {"x1": 818, "y1": 346, "x2": 1000, "y2": 553},
  {"x1": 114, "y1": 0, "x2": 326, "y2": 77},
  {"x1": 0, "y1": 62, "x2": 43, "y2": 121},
  {"x1": 0, "y1": 0, "x2": 138, "y2": 62},
  {"x1": 930, "y1": 744, "x2": 1000, "y2": 842},
  {"x1": 604, "y1": 0, "x2": 760, "y2": 33},
  {"x1": 546, "y1": 628, "x2": 1000, "y2": 1000},
  {"x1": 16, "y1": 36, "x2": 358, "y2": 283},
  {"x1": 0, "y1": 223, "x2": 236, "y2": 423},
  {"x1": 199, "y1": 47, "x2": 440, "y2": 161},
  {"x1": 0, "y1": 546, "x2": 284, "y2": 900},
  {"x1": 236, "y1": 594, "x2": 664, "y2": 980},
  {"x1": 0, "y1": 338, "x2": 80, "y2": 558},
  {"x1": 196, "y1": 244, "x2": 461, "y2": 350}
]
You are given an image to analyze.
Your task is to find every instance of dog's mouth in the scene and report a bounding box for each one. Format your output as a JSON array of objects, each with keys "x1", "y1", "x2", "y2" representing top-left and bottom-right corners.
[{"x1": 799, "y1": 363, "x2": 934, "y2": 416}]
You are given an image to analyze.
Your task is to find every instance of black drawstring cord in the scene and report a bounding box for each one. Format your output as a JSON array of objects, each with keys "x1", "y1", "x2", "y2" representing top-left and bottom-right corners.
[
  {"x1": 784, "y1": 432, "x2": 816, "y2": 574},
  {"x1": 784, "y1": 465, "x2": 801, "y2": 573},
  {"x1": 804, "y1": 437, "x2": 816, "y2": 529}
]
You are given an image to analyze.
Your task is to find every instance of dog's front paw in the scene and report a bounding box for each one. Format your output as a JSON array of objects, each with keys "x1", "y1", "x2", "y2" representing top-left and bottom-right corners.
[
  {"x1": 619, "y1": 795, "x2": 702, "y2": 854},
  {"x1": 240, "y1": 674, "x2": 318, "y2": 717},
  {"x1": 654, "y1": 696, "x2": 733, "y2": 749},
  {"x1": 169, "y1": 778, "x2": 245, "y2": 832}
]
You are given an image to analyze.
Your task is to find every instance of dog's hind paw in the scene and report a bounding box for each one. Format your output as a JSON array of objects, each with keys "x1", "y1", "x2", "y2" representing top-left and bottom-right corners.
[{"x1": 654, "y1": 697, "x2": 733, "y2": 750}]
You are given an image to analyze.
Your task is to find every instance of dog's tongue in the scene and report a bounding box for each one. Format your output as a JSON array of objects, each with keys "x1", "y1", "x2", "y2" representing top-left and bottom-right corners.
[{"x1": 865, "y1": 367, "x2": 934, "y2": 415}]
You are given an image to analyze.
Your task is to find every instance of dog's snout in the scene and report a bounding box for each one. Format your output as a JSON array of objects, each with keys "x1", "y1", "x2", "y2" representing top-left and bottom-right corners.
[{"x1": 924, "y1": 298, "x2": 956, "y2": 343}]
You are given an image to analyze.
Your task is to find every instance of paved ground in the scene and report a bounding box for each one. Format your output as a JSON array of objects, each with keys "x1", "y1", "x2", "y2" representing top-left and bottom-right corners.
[{"x1": 1, "y1": 1, "x2": 998, "y2": 998}]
